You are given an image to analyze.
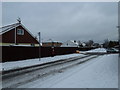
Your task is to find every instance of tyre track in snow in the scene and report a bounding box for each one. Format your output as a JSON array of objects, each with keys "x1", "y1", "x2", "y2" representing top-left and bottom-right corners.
[{"x1": 2, "y1": 54, "x2": 101, "y2": 88}]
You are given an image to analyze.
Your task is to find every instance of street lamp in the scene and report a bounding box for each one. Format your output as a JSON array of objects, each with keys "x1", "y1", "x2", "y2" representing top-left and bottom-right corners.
[{"x1": 38, "y1": 32, "x2": 41, "y2": 61}]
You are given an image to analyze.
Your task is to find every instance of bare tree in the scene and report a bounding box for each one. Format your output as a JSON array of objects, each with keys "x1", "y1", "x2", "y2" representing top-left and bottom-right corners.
[
  {"x1": 86, "y1": 40, "x2": 94, "y2": 47},
  {"x1": 103, "y1": 39, "x2": 109, "y2": 48}
]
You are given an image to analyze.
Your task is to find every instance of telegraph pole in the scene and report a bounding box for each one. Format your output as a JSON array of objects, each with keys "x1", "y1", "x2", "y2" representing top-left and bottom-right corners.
[
  {"x1": 38, "y1": 32, "x2": 41, "y2": 61},
  {"x1": 117, "y1": 26, "x2": 120, "y2": 53}
]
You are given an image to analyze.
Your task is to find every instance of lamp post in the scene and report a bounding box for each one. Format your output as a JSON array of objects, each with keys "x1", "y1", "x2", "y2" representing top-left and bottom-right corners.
[
  {"x1": 117, "y1": 26, "x2": 120, "y2": 42},
  {"x1": 117, "y1": 26, "x2": 120, "y2": 55},
  {"x1": 38, "y1": 32, "x2": 41, "y2": 61}
]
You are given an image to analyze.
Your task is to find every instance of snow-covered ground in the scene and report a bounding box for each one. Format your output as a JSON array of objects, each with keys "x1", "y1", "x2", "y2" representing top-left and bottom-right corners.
[
  {"x1": 80, "y1": 48, "x2": 107, "y2": 54},
  {"x1": 1, "y1": 48, "x2": 118, "y2": 88},
  {"x1": 18, "y1": 54, "x2": 118, "y2": 88},
  {"x1": 51, "y1": 54, "x2": 118, "y2": 88},
  {"x1": 86, "y1": 48, "x2": 107, "y2": 53},
  {"x1": 1, "y1": 53, "x2": 85, "y2": 71}
]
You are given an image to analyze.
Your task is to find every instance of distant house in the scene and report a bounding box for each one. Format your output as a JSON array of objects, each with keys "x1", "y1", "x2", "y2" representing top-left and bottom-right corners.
[
  {"x1": 42, "y1": 41, "x2": 62, "y2": 47},
  {"x1": 0, "y1": 21, "x2": 39, "y2": 46},
  {"x1": 61, "y1": 40, "x2": 78, "y2": 47},
  {"x1": 80, "y1": 42, "x2": 86, "y2": 47}
]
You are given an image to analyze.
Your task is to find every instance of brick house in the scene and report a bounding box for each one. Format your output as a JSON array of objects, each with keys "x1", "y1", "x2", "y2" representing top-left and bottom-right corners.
[{"x1": 0, "y1": 21, "x2": 39, "y2": 46}]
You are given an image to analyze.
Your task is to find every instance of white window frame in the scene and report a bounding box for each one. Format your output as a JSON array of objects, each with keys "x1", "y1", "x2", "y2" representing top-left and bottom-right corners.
[{"x1": 17, "y1": 29, "x2": 24, "y2": 35}]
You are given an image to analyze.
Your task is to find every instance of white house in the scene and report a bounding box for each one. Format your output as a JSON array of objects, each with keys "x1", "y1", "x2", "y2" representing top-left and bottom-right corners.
[{"x1": 61, "y1": 40, "x2": 79, "y2": 47}]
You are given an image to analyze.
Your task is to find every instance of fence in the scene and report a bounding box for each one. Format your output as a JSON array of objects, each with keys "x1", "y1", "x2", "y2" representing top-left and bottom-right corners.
[{"x1": 1, "y1": 46, "x2": 95, "y2": 62}]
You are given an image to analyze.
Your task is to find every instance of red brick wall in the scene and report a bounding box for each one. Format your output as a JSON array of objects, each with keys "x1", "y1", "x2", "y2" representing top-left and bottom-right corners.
[{"x1": 2, "y1": 29, "x2": 15, "y2": 43}]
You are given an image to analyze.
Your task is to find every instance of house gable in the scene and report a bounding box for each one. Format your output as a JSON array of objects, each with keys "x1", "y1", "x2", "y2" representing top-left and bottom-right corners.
[
  {"x1": 1, "y1": 23, "x2": 39, "y2": 45},
  {"x1": 16, "y1": 25, "x2": 39, "y2": 44}
]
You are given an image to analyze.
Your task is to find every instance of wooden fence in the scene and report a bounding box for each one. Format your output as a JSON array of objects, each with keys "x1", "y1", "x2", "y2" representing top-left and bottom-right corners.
[{"x1": 1, "y1": 46, "x2": 95, "y2": 62}]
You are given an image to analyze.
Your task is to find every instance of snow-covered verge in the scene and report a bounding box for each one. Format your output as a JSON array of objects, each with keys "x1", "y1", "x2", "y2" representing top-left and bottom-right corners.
[{"x1": 0, "y1": 53, "x2": 85, "y2": 71}]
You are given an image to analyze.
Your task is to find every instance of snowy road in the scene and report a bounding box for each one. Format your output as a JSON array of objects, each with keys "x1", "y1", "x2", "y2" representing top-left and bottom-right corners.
[
  {"x1": 51, "y1": 54, "x2": 118, "y2": 88},
  {"x1": 17, "y1": 54, "x2": 118, "y2": 88},
  {"x1": 2, "y1": 54, "x2": 100, "y2": 88}
]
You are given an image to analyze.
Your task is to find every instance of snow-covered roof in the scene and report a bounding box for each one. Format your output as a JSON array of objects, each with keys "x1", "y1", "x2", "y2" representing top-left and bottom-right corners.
[
  {"x1": 0, "y1": 23, "x2": 20, "y2": 35},
  {"x1": 70, "y1": 40, "x2": 79, "y2": 45},
  {"x1": 61, "y1": 40, "x2": 79, "y2": 47},
  {"x1": 0, "y1": 22, "x2": 37, "y2": 42}
]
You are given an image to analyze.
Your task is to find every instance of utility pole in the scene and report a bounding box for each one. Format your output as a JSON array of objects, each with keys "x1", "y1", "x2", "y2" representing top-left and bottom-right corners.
[
  {"x1": 117, "y1": 26, "x2": 120, "y2": 53},
  {"x1": 38, "y1": 32, "x2": 41, "y2": 61},
  {"x1": 118, "y1": 2, "x2": 120, "y2": 57}
]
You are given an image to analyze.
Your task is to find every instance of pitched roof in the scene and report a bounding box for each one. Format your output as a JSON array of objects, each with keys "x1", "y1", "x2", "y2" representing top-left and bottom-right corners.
[
  {"x1": 0, "y1": 23, "x2": 20, "y2": 35},
  {"x1": 0, "y1": 22, "x2": 38, "y2": 43}
]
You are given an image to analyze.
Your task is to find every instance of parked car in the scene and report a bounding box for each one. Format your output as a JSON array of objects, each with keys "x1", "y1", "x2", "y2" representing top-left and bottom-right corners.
[{"x1": 106, "y1": 48, "x2": 119, "y2": 53}]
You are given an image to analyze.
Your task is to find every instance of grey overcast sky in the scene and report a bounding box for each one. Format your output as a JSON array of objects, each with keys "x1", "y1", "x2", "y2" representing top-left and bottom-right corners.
[{"x1": 2, "y1": 2, "x2": 118, "y2": 43}]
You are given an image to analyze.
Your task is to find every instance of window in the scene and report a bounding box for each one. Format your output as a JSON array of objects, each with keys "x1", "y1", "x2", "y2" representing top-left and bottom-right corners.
[{"x1": 17, "y1": 29, "x2": 24, "y2": 35}]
